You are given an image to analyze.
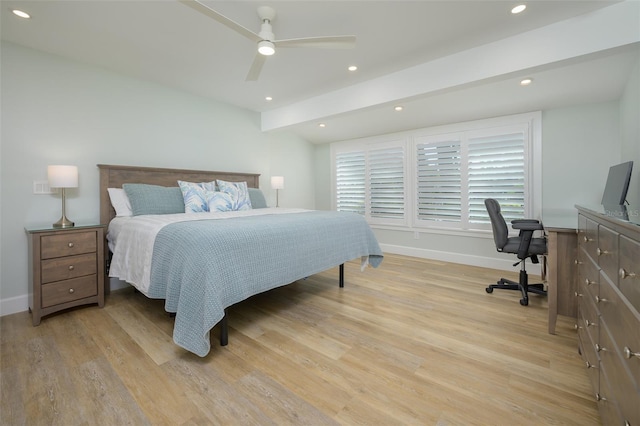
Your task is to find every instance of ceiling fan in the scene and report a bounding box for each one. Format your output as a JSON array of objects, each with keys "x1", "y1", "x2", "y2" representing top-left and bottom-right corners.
[{"x1": 180, "y1": 0, "x2": 356, "y2": 81}]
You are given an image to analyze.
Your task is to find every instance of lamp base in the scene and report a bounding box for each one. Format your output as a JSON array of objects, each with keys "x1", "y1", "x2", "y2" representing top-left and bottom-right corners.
[{"x1": 53, "y1": 216, "x2": 75, "y2": 228}]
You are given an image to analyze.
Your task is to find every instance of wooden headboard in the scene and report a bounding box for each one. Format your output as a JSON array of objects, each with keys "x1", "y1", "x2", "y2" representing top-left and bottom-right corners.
[{"x1": 98, "y1": 164, "x2": 261, "y2": 225}]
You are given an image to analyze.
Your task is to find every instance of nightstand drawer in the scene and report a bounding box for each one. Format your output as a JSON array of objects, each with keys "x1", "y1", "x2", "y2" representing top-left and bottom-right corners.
[
  {"x1": 41, "y1": 253, "x2": 97, "y2": 284},
  {"x1": 41, "y1": 275, "x2": 97, "y2": 307},
  {"x1": 41, "y1": 231, "x2": 97, "y2": 259}
]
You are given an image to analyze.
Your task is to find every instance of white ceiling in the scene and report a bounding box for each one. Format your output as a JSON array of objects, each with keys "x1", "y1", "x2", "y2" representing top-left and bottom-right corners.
[{"x1": 2, "y1": 0, "x2": 639, "y2": 143}]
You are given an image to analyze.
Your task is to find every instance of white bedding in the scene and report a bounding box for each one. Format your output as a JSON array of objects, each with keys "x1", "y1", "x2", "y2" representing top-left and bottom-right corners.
[{"x1": 107, "y1": 208, "x2": 309, "y2": 295}]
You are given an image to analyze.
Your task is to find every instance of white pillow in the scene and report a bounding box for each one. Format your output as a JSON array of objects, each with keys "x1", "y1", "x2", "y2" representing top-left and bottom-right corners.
[{"x1": 107, "y1": 188, "x2": 133, "y2": 217}]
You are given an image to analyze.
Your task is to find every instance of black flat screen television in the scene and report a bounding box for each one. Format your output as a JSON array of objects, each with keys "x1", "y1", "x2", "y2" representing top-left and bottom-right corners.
[{"x1": 601, "y1": 161, "x2": 633, "y2": 206}]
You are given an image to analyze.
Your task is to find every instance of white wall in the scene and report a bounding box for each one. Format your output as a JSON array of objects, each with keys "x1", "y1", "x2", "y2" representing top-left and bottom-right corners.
[
  {"x1": 619, "y1": 56, "x2": 640, "y2": 207},
  {"x1": 314, "y1": 92, "x2": 636, "y2": 270},
  {"x1": 542, "y1": 101, "x2": 621, "y2": 214},
  {"x1": 0, "y1": 42, "x2": 315, "y2": 314}
]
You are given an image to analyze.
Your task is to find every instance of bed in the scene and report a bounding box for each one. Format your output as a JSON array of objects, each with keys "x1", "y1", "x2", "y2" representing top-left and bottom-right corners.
[{"x1": 98, "y1": 164, "x2": 383, "y2": 357}]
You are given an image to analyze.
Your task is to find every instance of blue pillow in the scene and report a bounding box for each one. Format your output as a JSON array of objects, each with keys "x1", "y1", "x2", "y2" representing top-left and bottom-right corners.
[
  {"x1": 206, "y1": 191, "x2": 234, "y2": 212},
  {"x1": 217, "y1": 180, "x2": 252, "y2": 211},
  {"x1": 248, "y1": 188, "x2": 267, "y2": 209},
  {"x1": 178, "y1": 180, "x2": 217, "y2": 213},
  {"x1": 123, "y1": 184, "x2": 185, "y2": 216}
]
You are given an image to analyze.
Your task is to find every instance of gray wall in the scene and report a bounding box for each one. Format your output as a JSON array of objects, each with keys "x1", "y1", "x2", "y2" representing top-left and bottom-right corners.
[{"x1": 0, "y1": 42, "x2": 315, "y2": 313}]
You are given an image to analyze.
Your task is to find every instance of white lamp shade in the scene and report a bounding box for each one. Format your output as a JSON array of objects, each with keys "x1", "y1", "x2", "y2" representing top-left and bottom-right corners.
[
  {"x1": 271, "y1": 176, "x2": 284, "y2": 189},
  {"x1": 48, "y1": 165, "x2": 78, "y2": 188},
  {"x1": 258, "y1": 40, "x2": 275, "y2": 56}
]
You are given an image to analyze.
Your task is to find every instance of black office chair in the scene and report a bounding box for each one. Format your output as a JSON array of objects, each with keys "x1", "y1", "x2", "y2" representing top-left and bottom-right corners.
[{"x1": 484, "y1": 198, "x2": 547, "y2": 306}]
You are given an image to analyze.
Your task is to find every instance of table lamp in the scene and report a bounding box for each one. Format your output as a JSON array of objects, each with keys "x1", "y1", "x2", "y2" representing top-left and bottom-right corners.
[
  {"x1": 271, "y1": 176, "x2": 284, "y2": 207},
  {"x1": 48, "y1": 165, "x2": 78, "y2": 228}
]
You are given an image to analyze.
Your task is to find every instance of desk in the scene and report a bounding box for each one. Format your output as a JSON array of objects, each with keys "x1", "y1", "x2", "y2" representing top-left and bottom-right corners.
[{"x1": 543, "y1": 211, "x2": 579, "y2": 334}]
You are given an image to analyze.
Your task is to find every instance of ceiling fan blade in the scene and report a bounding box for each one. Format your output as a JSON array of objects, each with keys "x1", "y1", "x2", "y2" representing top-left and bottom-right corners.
[
  {"x1": 245, "y1": 53, "x2": 267, "y2": 81},
  {"x1": 179, "y1": 0, "x2": 261, "y2": 43},
  {"x1": 275, "y1": 35, "x2": 356, "y2": 49}
]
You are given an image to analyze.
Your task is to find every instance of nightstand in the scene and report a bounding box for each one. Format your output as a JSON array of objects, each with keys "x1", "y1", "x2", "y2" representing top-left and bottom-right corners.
[{"x1": 26, "y1": 224, "x2": 106, "y2": 325}]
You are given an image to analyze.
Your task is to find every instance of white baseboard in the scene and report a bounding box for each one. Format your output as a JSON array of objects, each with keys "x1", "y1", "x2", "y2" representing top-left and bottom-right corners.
[
  {"x1": 379, "y1": 243, "x2": 542, "y2": 275},
  {"x1": 0, "y1": 294, "x2": 29, "y2": 317}
]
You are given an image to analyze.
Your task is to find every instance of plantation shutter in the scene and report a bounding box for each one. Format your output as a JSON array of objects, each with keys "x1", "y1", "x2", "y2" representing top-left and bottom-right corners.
[
  {"x1": 369, "y1": 146, "x2": 405, "y2": 220},
  {"x1": 335, "y1": 151, "x2": 366, "y2": 215},
  {"x1": 416, "y1": 140, "x2": 462, "y2": 222},
  {"x1": 468, "y1": 131, "x2": 525, "y2": 223}
]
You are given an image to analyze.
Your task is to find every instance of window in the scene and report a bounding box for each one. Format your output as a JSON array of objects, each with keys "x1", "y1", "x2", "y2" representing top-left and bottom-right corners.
[
  {"x1": 334, "y1": 141, "x2": 406, "y2": 226},
  {"x1": 332, "y1": 112, "x2": 541, "y2": 233},
  {"x1": 335, "y1": 151, "x2": 365, "y2": 215}
]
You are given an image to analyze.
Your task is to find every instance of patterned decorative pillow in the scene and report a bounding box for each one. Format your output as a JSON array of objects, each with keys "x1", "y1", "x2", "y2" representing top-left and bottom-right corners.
[
  {"x1": 217, "y1": 180, "x2": 252, "y2": 211},
  {"x1": 178, "y1": 180, "x2": 217, "y2": 213},
  {"x1": 206, "y1": 191, "x2": 234, "y2": 212}
]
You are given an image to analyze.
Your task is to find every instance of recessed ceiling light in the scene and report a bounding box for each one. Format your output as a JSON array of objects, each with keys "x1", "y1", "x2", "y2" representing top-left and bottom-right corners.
[
  {"x1": 265, "y1": 96, "x2": 273, "y2": 101},
  {"x1": 394, "y1": 106, "x2": 404, "y2": 112},
  {"x1": 511, "y1": 4, "x2": 526, "y2": 14},
  {"x1": 12, "y1": 9, "x2": 31, "y2": 18},
  {"x1": 348, "y1": 65, "x2": 358, "y2": 72},
  {"x1": 318, "y1": 123, "x2": 326, "y2": 128},
  {"x1": 520, "y1": 78, "x2": 533, "y2": 86}
]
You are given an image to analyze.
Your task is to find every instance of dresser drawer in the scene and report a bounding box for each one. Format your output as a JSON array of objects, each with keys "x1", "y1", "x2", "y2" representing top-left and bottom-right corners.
[
  {"x1": 41, "y1": 253, "x2": 97, "y2": 284},
  {"x1": 579, "y1": 288, "x2": 600, "y2": 340},
  {"x1": 599, "y1": 321, "x2": 640, "y2": 426},
  {"x1": 578, "y1": 250, "x2": 600, "y2": 302},
  {"x1": 597, "y1": 224, "x2": 618, "y2": 284},
  {"x1": 619, "y1": 235, "x2": 640, "y2": 311},
  {"x1": 579, "y1": 216, "x2": 599, "y2": 262},
  {"x1": 41, "y1": 231, "x2": 97, "y2": 259},
  {"x1": 599, "y1": 273, "x2": 640, "y2": 385},
  {"x1": 598, "y1": 365, "x2": 625, "y2": 426},
  {"x1": 41, "y1": 275, "x2": 97, "y2": 308},
  {"x1": 577, "y1": 330, "x2": 600, "y2": 391}
]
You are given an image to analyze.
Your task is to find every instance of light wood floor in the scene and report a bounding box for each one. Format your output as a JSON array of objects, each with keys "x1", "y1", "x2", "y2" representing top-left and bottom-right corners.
[{"x1": 1, "y1": 254, "x2": 600, "y2": 425}]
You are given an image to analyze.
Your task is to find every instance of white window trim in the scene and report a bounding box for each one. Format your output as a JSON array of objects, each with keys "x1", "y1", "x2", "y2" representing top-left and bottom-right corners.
[{"x1": 331, "y1": 112, "x2": 542, "y2": 235}]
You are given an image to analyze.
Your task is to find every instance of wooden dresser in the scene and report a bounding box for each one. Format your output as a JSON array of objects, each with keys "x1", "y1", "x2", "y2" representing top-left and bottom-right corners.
[
  {"x1": 575, "y1": 205, "x2": 639, "y2": 425},
  {"x1": 26, "y1": 224, "x2": 105, "y2": 325}
]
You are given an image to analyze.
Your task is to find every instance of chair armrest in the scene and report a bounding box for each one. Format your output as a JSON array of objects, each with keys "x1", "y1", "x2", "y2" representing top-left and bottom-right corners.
[{"x1": 511, "y1": 220, "x2": 543, "y2": 231}]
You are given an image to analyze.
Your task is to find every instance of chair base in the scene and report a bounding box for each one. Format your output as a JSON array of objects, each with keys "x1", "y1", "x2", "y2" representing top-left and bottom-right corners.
[{"x1": 485, "y1": 270, "x2": 547, "y2": 306}]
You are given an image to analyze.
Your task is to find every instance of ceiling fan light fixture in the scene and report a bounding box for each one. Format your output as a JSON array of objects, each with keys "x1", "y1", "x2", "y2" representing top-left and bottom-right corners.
[{"x1": 258, "y1": 40, "x2": 275, "y2": 56}]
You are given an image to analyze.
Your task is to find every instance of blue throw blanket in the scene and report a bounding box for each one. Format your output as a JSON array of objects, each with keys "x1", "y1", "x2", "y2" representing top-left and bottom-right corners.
[{"x1": 148, "y1": 210, "x2": 383, "y2": 356}]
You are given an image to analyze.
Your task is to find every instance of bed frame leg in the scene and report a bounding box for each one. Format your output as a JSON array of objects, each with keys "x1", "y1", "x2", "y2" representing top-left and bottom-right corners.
[
  {"x1": 220, "y1": 312, "x2": 228, "y2": 346},
  {"x1": 339, "y1": 263, "x2": 344, "y2": 288}
]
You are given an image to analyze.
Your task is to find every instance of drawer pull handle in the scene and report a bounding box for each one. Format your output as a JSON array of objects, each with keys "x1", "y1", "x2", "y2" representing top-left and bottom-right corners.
[
  {"x1": 583, "y1": 236, "x2": 593, "y2": 243},
  {"x1": 624, "y1": 346, "x2": 640, "y2": 359},
  {"x1": 69, "y1": 288, "x2": 75, "y2": 294},
  {"x1": 619, "y1": 268, "x2": 637, "y2": 280},
  {"x1": 574, "y1": 324, "x2": 582, "y2": 330},
  {"x1": 595, "y1": 296, "x2": 607, "y2": 303},
  {"x1": 584, "y1": 278, "x2": 596, "y2": 286},
  {"x1": 596, "y1": 247, "x2": 609, "y2": 256},
  {"x1": 574, "y1": 259, "x2": 583, "y2": 265},
  {"x1": 574, "y1": 291, "x2": 583, "y2": 297},
  {"x1": 68, "y1": 242, "x2": 74, "y2": 248},
  {"x1": 595, "y1": 344, "x2": 606, "y2": 352},
  {"x1": 595, "y1": 393, "x2": 606, "y2": 401},
  {"x1": 585, "y1": 319, "x2": 596, "y2": 328},
  {"x1": 68, "y1": 265, "x2": 74, "y2": 271},
  {"x1": 586, "y1": 361, "x2": 598, "y2": 369}
]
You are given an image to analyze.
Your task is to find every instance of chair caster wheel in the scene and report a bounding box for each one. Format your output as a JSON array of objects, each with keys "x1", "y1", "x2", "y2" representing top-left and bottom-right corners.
[
  {"x1": 486, "y1": 287, "x2": 493, "y2": 294},
  {"x1": 520, "y1": 298, "x2": 528, "y2": 306}
]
